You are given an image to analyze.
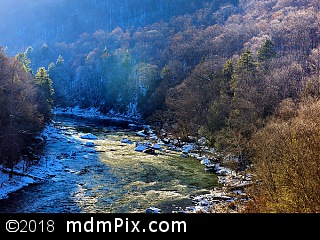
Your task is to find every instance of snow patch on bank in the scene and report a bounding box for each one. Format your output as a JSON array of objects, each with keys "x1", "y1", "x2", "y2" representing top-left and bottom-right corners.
[
  {"x1": 54, "y1": 106, "x2": 142, "y2": 122},
  {"x1": 0, "y1": 124, "x2": 65, "y2": 200}
]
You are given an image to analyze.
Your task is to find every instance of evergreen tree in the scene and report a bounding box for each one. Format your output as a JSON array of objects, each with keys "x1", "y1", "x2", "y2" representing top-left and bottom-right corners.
[
  {"x1": 48, "y1": 55, "x2": 71, "y2": 107},
  {"x1": 119, "y1": 49, "x2": 133, "y2": 109},
  {"x1": 220, "y1": 58, "x2": 234, "y2": 97},
  {"x1": 257, "y1": 39, "x2": 277, "y2": 62},
  {"x1": 25, "y1": 46, "x2": 34, "y2": 70},
  {"x1": 122, "y1": 49, "x2": 132, "y2": 72},
  {"x1": 257, "y1": 39, "x2": 277, "y2": 71},
  {"x1": 236, "y1": 49, "x2": 256, "y2": 76},
  {"x1": 56, "y1": 54, "x2": 65, "y2": 66},
  {"x1": 35, "y1": 67, "x2": 54, "y2": 122},
  {"x1": 15, "y1": 52, "x2": 33, "y2": 74}
]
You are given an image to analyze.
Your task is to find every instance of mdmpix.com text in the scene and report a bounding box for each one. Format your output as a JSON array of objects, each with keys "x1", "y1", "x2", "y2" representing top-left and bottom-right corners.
[{"x1": 66, "y1": 217, "x2": 187, "y2": 233}]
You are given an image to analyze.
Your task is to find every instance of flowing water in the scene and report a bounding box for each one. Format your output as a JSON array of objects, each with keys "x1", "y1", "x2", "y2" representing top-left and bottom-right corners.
[{"x1": 0, "y1": 114, "x2": 218, "y2": 213}]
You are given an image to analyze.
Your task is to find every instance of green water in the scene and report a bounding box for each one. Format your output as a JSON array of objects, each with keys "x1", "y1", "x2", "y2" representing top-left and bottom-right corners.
[
  {"x1": 79, "y1": 126, "x2": 219, "y2": 213},
  {"x1": 0, "y1": 115, "x2": 219, "y2": 213}
]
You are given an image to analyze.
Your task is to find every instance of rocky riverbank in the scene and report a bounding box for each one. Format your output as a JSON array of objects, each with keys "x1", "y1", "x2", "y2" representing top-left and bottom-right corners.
[{"x1": 125, "y1": 123, "x2": 254, "y2": 214}]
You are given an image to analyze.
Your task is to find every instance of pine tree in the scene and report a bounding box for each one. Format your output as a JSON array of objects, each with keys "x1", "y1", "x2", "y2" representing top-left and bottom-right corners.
[
  {"x1": 15, "y1": 52, "x2": 33, "y2": 74},
  {"x1": 220, "y1": 58, "x2": 234, "y2": 97},
  {"x1": 35, "y1": 67, "x2": 54, "y2": 122},
  {"x1": 258, "y1": 39, "x2": 277, "y2": 62},
  {"x1": 56, "y1": 54, "x2": 65, "y2": 66},
  {"x1": 257, "y1": 39, "x2": 277, "y2": 71}
]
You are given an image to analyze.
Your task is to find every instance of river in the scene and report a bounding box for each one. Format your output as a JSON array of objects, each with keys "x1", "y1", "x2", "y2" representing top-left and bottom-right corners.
[{"x1": 0, "y1": 114, "x2": 218, "y2": 213}]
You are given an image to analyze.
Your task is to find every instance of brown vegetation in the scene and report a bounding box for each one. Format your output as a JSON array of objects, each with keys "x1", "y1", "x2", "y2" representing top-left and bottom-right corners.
[
  {"x1": 0, "y1": 48, "x2": 49, "y2": 177},
  {"x1": 246, "y1": 98, "x2": 320, "y2": 213}
]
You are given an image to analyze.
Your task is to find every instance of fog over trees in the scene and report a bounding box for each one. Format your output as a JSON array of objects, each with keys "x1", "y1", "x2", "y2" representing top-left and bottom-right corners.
[{"x1": 0, "y1": 0, "x2": 221, "y2": 54}]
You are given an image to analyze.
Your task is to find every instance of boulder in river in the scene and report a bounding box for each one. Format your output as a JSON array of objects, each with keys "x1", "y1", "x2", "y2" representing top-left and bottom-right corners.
[
  {"x1": 80, "y1": 133, "x2": 98, "y2": 140},
  {"x1": 146, "y1": 206, "x2": 162, "y2": 213}
]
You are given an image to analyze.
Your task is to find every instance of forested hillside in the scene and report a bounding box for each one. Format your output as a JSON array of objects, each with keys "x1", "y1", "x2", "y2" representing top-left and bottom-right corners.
[
  {"x1": 1, "y1": 0, "x2": 230, "y2": 55},
  {"x1": 1, "y1": 0, "x2": 320, "y2": 212}
]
